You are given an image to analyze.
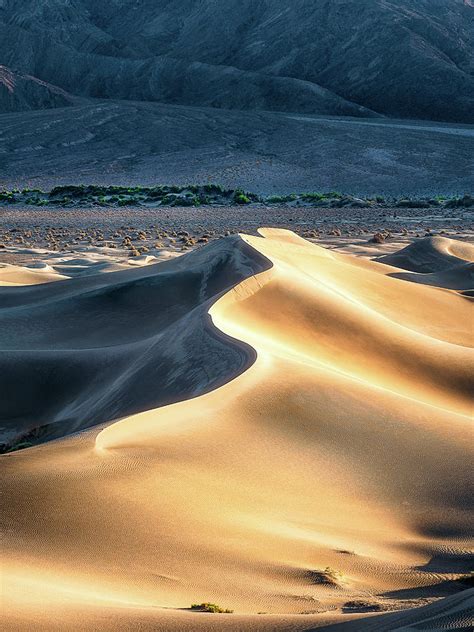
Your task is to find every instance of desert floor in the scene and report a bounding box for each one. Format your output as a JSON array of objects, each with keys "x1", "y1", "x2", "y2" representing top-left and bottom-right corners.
[{"x1": 1, "y1": 207, "x2": 473, "y2": 631}]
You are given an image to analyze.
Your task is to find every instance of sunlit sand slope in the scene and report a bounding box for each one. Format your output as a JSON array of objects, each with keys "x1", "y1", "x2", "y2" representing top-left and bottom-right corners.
[{"x1": 2, "y1": 231, "x2": 472, "y2": 631}]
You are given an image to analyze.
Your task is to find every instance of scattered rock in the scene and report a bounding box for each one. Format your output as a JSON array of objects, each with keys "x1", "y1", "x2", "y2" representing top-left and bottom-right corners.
[{"x1": 371, "y1": 232, "x2": 386, "y2": 244}]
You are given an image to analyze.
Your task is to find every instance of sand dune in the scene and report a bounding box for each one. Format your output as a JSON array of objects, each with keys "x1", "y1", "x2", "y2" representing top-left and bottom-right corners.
[
  {"x1": 2, "y1": 231, "x2": 472, "y2": 631},
  {"x1": 308, "y1": 587, "x2": 474, "y2": 631},
  {"x1": 376, "y1": 236, "x2": 474, "y2": 273},
  {"x1": 0, "y1": 263, "x2": 68, "y2": 286},
  {"x1": 374, "y1": 236, "x2": 474, "y2": 292},
  {"x1": 0, "y1": 237, "x2": 269, "y2": 447}
]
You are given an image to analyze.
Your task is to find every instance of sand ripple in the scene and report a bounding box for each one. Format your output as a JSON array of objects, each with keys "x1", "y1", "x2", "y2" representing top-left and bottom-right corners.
[{"x1": 2, "y1": 231, "x2": 472, "y2": 631}]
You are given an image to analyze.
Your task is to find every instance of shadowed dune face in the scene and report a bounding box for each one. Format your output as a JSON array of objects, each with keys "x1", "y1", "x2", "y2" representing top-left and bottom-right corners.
[
  {"x1": 0, "y1": 236, "x2": 271, "y2": 447},
  {"x1": 376, "y1": 236, "x2": 474, "y2": 290},
  {"x1": 2, "y1": 231, "x2": 473, "y2": 630},
  {"x1": 376, "y1": 236, "x2": 474, "y2": 273},
  {"x1": 307, "y1": 588, "x2": 474, "y2": 631}
]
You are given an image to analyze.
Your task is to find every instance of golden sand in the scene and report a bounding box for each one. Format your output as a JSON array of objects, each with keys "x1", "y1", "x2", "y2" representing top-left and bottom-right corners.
[{"x1": 2, "y1": 230, "x2": 473, "y2": 630}]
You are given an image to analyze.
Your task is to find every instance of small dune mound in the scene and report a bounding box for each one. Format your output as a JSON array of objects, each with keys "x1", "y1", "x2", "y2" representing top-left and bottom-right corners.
[
  {"x1": 375, "y1": 236, "x2": 474, "y2": 273},
  {"x1": 0, "y1": 263, "x2": 67, "y2": 286},
  {"x1": 306, "y1": 568, "x2": 345, "y2": 588}
]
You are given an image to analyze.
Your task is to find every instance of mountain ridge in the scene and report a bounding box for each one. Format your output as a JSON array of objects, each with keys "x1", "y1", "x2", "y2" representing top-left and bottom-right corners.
[
  {"x1": 0, "y1": 64, "x2": 78, "y2": 112},
  {"x1": 0, "y1": 0, "x2": 472, "y2": 121}
]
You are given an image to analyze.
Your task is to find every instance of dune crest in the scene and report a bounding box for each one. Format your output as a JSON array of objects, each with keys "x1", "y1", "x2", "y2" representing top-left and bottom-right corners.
[
  {"x1": 376, "y1": 235, "x2": 474, "y2": 273},
  {"x1": 0, "y1": 236, "x2": 270, "y2": 448},
  {"x1": 2, "y1": 230, "x2": 473, "y2": 630}
]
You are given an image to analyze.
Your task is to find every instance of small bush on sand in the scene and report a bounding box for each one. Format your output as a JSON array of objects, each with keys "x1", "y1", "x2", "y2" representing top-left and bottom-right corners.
[
  {"x1": 343, "y1": 600, "x2": 384, "y2": 612},
  {"x1": 309, "y1": 567, "x2": 343, "y2": 586},
  {"x1": 191, "y1": 603, "x2": 233, "y2": 613}
]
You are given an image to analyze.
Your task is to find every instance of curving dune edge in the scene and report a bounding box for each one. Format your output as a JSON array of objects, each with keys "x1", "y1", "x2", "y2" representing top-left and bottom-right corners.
[{"x1": 1, "y1": 229, "x2": 473, "y2": 631}]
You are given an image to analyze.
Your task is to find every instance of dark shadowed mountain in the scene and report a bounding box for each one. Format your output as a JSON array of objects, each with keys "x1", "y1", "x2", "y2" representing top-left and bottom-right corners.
[
  {"x1": 0, "y1": 0, "x2": 472, "y2": 122},
  {"x1": 0, "y1": 65, "x2": 78, "y2": 112},
  {"x1": 0, "y1": 0, "x2": 473, "y2": 195},
  {"x1": 1, "y1": 101, "x2": 473, "y2": 197}
]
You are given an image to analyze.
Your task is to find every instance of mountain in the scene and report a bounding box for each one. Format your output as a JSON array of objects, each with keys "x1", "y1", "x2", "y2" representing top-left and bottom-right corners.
[
  {"x1": 2, "y1": 101, "x2": 473, "y2": 197},
  {"x1": 0, "y1": 0, "x2": 472, "y2": 122},
  {"x1": 0, "y1": 65, "x2": 77, "y2": 112}
]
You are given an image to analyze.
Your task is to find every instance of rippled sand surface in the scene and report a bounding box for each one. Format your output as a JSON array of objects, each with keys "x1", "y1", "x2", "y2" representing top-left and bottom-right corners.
[{"x1": 2, "y1": 229, "x2": 473, "y2": 631}]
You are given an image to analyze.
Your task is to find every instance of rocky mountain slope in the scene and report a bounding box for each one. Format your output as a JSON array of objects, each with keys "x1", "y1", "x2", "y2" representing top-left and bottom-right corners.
[
  {"x1": 0, "y1": 0, "x2": 472, "y2": 121},
  {"x1": 0, "y1": 65, "x2": 77, "y2": 112},
  {"x1": 2, "y1": 102, "x2": 473, "y2": 196}
]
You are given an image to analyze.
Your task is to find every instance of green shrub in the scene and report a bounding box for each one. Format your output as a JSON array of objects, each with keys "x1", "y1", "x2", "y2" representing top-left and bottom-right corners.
[
  {"x1": 301, "y1": 191, "x2": 342, "y2": 203},
  {"x1": 234, "y1": 190, "x2": 251, "y2": 205},
  {"x1": 266, "y1": 194, "x2": 297, "y2": 203},
  {"x1": 0, "y1": 191, "x2": 16, "y2": 202},
  {"x1": 179, "y1": 196, "x2": 200, "y2": 207},
  {"x1": 50, "y1": 185, "x2": 86, "y2": 198},
  {"x1": 204, "y1": 183, "x2": 224, "y2": 194}
]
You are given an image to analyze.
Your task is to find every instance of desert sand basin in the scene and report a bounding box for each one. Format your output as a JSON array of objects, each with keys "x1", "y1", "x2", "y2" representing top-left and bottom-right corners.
[{"x1": 1, "y1": 230, "x2": 473, "y2": 631}]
